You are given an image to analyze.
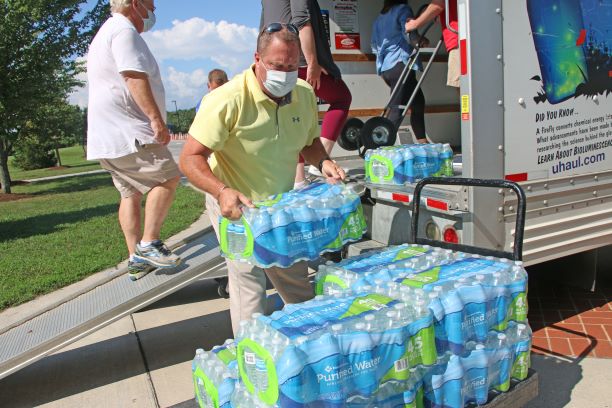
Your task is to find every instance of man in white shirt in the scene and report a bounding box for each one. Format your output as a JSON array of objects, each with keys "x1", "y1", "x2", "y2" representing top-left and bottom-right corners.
[{"x1": 87, "y1": 0, "x2": 181, "y2": 281}]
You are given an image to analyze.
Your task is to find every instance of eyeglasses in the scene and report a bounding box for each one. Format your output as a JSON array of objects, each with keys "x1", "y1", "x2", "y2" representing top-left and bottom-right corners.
[{"x1": 263, "y1": 22, "x2": 299, "y2": 35}]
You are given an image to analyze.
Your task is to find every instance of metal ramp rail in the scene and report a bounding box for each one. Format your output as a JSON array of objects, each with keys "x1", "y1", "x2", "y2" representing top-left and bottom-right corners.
[{"x1": 0, "y1": 227, "x2": 224, "y2": 380}]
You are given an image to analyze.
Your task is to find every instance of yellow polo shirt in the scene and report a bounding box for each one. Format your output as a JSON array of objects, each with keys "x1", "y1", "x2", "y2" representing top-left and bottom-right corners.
[{"x1": 189, "y1": 65, "x2": 319, "y2": 201}]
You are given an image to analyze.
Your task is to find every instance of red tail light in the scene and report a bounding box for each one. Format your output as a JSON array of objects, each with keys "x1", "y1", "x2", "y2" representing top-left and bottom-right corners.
[{"x1": 443, "y1": 227, "x2": 459, "y2": 244}]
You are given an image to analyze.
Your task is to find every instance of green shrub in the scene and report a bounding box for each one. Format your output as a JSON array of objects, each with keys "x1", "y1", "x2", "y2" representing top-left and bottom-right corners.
[{"x1": 13, "y1": 136, "x2": 57, "y2": 170}]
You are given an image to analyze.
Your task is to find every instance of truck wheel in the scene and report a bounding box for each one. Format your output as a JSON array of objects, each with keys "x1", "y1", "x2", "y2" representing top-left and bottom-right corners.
[
  {"x1": 360, "y1": 117, "x2": 397, "y2": 150},
  {"x1": 338, "y1": 118, "x2": 364, "y2": 151}
]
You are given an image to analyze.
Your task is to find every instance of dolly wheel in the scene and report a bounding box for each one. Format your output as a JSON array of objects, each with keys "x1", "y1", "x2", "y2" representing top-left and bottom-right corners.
[
  {"x1": 338, "y1": 118, "x2": 364, "y2": 151},
  {"x1": 360, "y1": 116, "x2": 397, "y2": 150}
]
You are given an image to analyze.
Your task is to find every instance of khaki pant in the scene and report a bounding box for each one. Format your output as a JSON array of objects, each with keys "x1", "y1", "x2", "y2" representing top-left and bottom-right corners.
[
  {"x1": 99, "y1": 143, "x2": 180, "y2": 199},
  {"x1": 206, "y1": 194, "x2": 314, "y2": 335}
]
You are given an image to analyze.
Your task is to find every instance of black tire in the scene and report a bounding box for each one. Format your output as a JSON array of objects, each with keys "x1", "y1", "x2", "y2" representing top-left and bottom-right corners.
[
  {"x1": 217, "y1": 277, "x2": 230, "y2": 298},
  {"x1": 360, "y1": 116, "x2": 398, "y2": 150},
  {"x1": 338, "y1": 118, "x2": 364, "y2": 151}
]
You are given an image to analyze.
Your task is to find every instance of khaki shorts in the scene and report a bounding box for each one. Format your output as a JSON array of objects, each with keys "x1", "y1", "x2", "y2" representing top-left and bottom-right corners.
[
  {"x1": 100, "y1": 143, "x2": 180, "y2": 198},
  {"x1": 447, "y1": 48, "x2": 461, "y2": 88}
]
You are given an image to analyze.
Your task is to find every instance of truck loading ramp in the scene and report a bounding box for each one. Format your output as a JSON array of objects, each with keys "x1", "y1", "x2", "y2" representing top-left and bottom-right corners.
[{"x1": 0, "y1": 227, "x2": 225, "y2": 380}]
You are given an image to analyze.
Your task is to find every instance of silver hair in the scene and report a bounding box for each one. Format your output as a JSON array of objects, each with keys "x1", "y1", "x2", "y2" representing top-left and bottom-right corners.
[{"x1": 110, "y1": 0, "x2": 133, "y2": 12}]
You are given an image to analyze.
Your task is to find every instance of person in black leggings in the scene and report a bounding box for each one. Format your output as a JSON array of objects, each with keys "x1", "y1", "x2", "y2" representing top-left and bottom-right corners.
[{"x1": 372, "y1": 0, "x2": 428, "y2": 143}]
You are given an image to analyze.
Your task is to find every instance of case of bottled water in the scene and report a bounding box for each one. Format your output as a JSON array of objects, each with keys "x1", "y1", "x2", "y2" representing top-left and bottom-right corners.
[
  {"x1": 192, "y1": 339, "x2": 238, "y2": 408},
  {"x1": 318, "y1": 250, "x2": 528, "y2": 356},
  {"x1": 315, "y1": 244, "x2": 434, "y2": 295},
  {"x1": 365, "y1": 144, "x2": 454, "y2": 186},
  {"x1": 197, "y1": 246, "x2": 532, "y2": 407},
  {"x1": 234, "y1": 292, "x2": 437, "y2": 407},
  {"x1": 422, "y1": 322, "x2": 532, "y2": 408},
  {"x1": 394, "y1": 257, "x2": 527, "y2": 354},
  {"x1": 219, "y1": 182, "x2": 367, "y2": 268}
]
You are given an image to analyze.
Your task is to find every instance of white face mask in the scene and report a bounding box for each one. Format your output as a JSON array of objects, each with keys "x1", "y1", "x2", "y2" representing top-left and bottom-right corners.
[
  {"x1": 261, "y1": 62, "x2": 298, "y2": 98},
  {"x1": 137, "y1": 1, "x2": 156, "y2": 32}
]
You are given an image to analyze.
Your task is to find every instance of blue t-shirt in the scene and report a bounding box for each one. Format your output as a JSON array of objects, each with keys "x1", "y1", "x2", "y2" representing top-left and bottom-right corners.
[{"x1": 371, "y1": 4, "x2": 422, "y2": 75}]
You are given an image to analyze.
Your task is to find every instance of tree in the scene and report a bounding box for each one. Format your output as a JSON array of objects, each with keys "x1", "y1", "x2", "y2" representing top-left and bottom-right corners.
[
  {"x1": 167, "y1": 108, "x2": 197, "y2": 134},
  {"x1": 0, "y1": 0, "x2": 107, "y2": 193},
  {"x1": 12, "y1": 101, "x2": 85, "y2": 170}
]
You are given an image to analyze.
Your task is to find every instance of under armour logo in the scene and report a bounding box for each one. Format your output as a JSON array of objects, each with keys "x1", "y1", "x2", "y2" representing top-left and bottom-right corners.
[{"x1": 292, "y1": 117, "x2": 300, "y2": 123}]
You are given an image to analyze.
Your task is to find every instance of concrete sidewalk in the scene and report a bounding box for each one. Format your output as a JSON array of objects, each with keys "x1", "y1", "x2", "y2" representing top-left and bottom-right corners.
[{"x1": 2, "y1": 275, "x2": 612, "y2": 408}]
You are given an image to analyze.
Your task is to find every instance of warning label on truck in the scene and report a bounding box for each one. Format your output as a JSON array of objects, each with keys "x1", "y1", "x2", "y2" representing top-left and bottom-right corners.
[
  {"x1": 461, "y1": 95, "x2": 470, "y2": 121},
  {"x1": 503, "y1": 0, "x2": 612, "y2": 180}
]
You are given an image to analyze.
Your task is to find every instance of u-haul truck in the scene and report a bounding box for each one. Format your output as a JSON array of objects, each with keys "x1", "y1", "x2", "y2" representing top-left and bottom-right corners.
[{"x1": 317, "y1": 0, "x2": 612, "y2": 284}]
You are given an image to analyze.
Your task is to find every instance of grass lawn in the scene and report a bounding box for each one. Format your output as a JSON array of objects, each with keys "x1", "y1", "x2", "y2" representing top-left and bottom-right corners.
[
  {"x1": 9, "y1": 145, "x2": 101, "y2": 181},
  {"x1": 0, "y1": 173, "x2": 205, "y2": 310}
]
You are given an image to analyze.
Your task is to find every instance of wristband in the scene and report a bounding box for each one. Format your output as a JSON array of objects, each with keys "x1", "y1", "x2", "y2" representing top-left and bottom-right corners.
[{"x1": 318, "y1": 157, "x2": 332, "y2": 173}]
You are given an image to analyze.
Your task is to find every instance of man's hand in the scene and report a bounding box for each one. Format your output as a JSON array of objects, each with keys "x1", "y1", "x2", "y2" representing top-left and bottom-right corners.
[
  {"x1": 306, "y1": 63, "x2": 328, "y2": 90},
  {"x1": 405, "y1": 18, "x2": 420, "y2": 33},
  {"x1": 321, "y1": 159, "x2": 346, "y2": 183},
  {"x1": 151, "y1": 118, "x2": 170, "y2": 145},
  {"x1": 218, "y1": 188, "x2": 255, "y2": 220}
]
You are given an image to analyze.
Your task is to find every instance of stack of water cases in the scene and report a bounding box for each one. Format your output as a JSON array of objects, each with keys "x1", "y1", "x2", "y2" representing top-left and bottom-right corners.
[
  {"x1": 365, "y1": 144, "x2": 454, "y2": 186},
  {"x1": 193, "y1": 247, "x2": 532, "y2": 407},
  {"x1": 315, "y1": 246, "x2": 532, "y2": 407},
  {"x1": 219, "y1": 182, "x2": 367, "y2": 268},
  {"x1": 192, "y1": 340, "x2": 239, "y2": 408},
  {"x1": 234, "y1": 292, "x2": 436, "y2": 408}
]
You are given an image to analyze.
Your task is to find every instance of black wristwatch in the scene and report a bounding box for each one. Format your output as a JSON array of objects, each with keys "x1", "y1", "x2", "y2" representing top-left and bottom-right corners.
[{"x1": 318, "y1": 157, "x2": 332, "y2": 172}]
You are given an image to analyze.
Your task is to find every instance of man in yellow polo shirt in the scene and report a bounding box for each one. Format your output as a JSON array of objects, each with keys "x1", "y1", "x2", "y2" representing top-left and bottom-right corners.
[{"x1": 180, "y1": 23, "x2": 345, "y2": 334}]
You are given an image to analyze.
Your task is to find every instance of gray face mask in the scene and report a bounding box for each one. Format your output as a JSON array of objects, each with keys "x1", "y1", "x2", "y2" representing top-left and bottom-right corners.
[{"x1": 137, "y1": 1, "x2": 156, "y2": 32}]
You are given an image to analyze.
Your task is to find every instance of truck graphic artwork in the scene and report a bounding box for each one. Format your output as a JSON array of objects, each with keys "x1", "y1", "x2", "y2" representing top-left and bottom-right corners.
[{"x1": 527, "y1": 0, "x2": 612, "y2": 104}]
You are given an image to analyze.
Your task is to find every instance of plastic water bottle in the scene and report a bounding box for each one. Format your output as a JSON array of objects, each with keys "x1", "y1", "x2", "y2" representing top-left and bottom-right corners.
[
  {"x1": 510, "y1": 323, "x2": 532, "y2": 382},
  {"x1": 410, "y1": 145, "x2": 425, "y2": 179},
  {"x1": 507, "y1": 265, "x2": 529, "y2": 323},
  {"x1": 326, "y1": 194, "x2": 344, "y2": 211},
  {"x1": 487, "y1": 333, "x2": 512, "y2": 393},
  {"x1": 271, "y1": 207, "x2": 292, "y2": 264},
  {"x1": 370, "y1": 149, "x2": 391, "y2": 184},
  {"x1": 364, "y1": 149, "x2": 373, "y2": 182},
  {"x1": 252, "y1": 208, "x2": 273, "y2": 237},
  {"x1": 376, "y1": 309, "x2": 396, "y2": 331},
  {"x1": 230, "y1": 382, "x2": 266, "y2": 408},
  {"x1": 441, "y1": 283, "x2": 465, "y2": 355},
  {"x1": 463, "y1": 280, "x2": 489, "y2": 341},
  {"x1": 237, "y1": 321, "x2": 260, "y2": 390},
  {"x1": 227, "y1": 220, "x2": 248, "y2": 259},
  {"x1": 427, "y1": 353, "x2": 464, "y2": 408},
  {"x1": 484, "y1": 272, "x2": 510, "y2": 331},
  {"x1": 421, "y1": 145, "x2": 436, "y2": 178},
  {"x1": 193, "y1": 349, "x2": 208, "y2": 407},
  {"x1": 462, "y1": 343, "x2": 489, "y2": 405},
  {"x1": 401, "y1": 145, "x2": 416, "y2": 184},
  {"x1": 441, "y1": 144, "x2": 454, "y2": 176},
  {"x1": 388, "y1": 148, "x2": 404, "y2": 185},
  {"x1": 363, "y1": 313, "x2": 377, "y2": 332},
  {"x1": 331, "y1": 323, "x2": 344, "y2": 337},
  {"x1": 291, "y1": 203, "x2": 318, "y2": 258}
]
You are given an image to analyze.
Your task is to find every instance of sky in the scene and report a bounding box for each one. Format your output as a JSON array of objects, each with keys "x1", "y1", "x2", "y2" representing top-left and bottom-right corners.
[{"x1": 69, "y1": 0, "x2": 262, "y2": 110}]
